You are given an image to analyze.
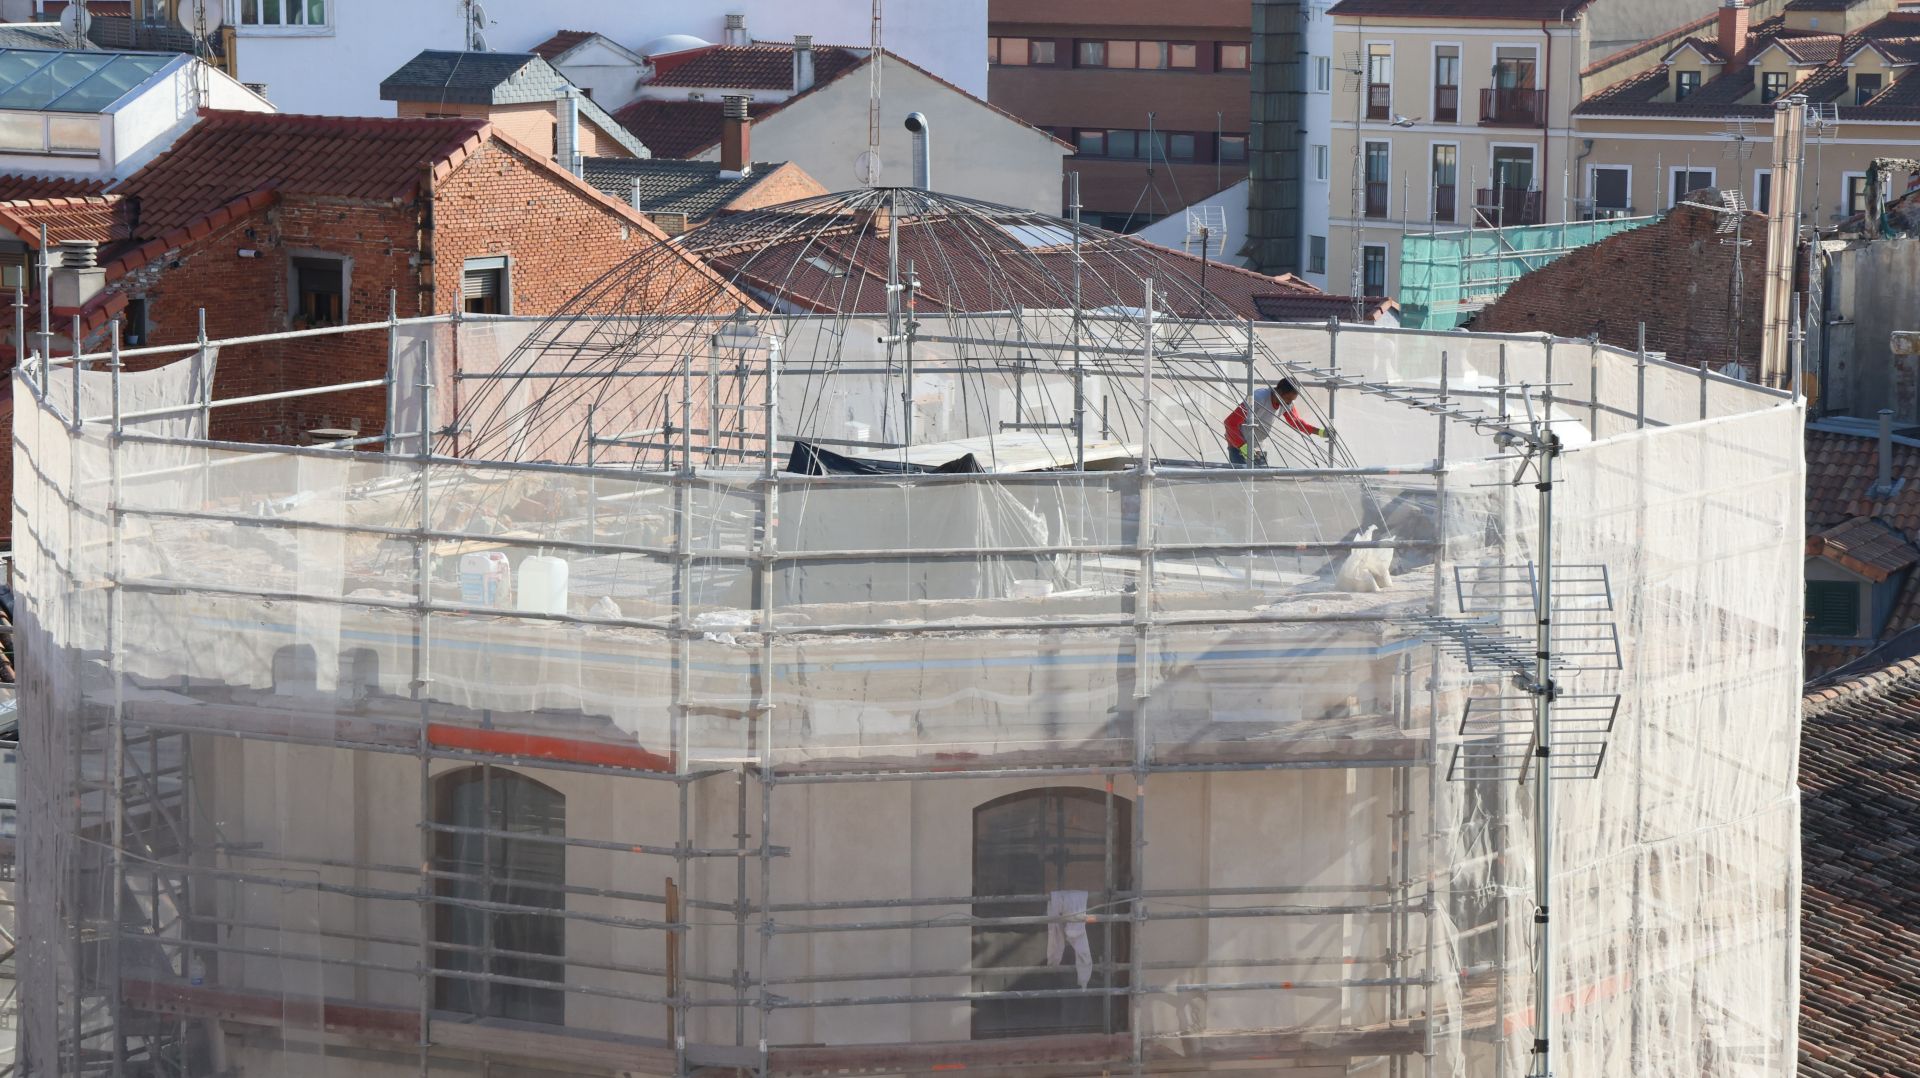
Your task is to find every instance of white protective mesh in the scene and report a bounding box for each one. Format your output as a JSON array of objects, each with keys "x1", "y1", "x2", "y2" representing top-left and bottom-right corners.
[{"x1": 11, "y1": 317, "x2": 1801, "y2": 1077}]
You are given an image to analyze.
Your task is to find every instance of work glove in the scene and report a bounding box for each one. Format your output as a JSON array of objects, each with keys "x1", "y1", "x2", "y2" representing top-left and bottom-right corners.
[{"x1": 1319, "y1": 425, "x2": 1337, "y2": 440}]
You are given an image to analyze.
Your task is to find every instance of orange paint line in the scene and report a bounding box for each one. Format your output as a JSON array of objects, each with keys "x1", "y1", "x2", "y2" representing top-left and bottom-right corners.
[{"x1": 427, "y1": 723, "x2": 673, "y2": 773}]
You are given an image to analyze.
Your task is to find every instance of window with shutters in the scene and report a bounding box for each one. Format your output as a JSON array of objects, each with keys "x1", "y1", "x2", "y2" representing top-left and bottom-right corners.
[
  {"x1": 1805, "y1": 580, "x2": 1863, "y2": 637},
  {"x1": 463, "y1": 257, "x2": 509, "y2": 315}
]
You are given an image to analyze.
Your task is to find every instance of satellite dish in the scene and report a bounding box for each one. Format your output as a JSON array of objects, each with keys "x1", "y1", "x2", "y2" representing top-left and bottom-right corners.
[
  {"x1": 470, "y1": 1, "x2": 487, "y2": 28},
  {"x1": 854, "y1": 150, "x2": 883, "y2": 186},
  {"x1": 471, "y1": 29, "x2": 490, "y2": 52},
  {"x1": 58, "y1": 3, "x2": 91, "y2": 41},
  {"x1": 172, "y1": 0, "x2": 224, "y2": 37}
]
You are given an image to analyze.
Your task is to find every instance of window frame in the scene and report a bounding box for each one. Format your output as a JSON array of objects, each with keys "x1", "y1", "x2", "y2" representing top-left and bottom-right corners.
[
  {"x1": 1856, "y1": 71, "x2": 1883, "y2": 105},
  {"x1": 1030, "y1": 39, "x2": 1057, "y2": 65},
  {"x1": 1361, "y1": 243, "x2": 1388, "y2": 297},
  {"x1": 1761, "y1": 70, "x2": 1789, "y2": 103},
  {"x1": 1668, "y1": 165, "x2": 1716, "y2": 208},
  {"x1": 1489, "y1": 142, "x2": 1538, "y2": 193},
  {"x1": 1217, "y1": 132, "x2": 1248, "y2": 163},
  {"x1": 122, "y1": 296, "x2": 149, "y2": 347},
  {"x1": 1168, "y1": 41, "x2": 1197, "y2": 69},
  {"x1": 1166, "y1": 132, "x2": 1196, "y2": 161},
  {"x1": 1074, "y1": 128, "x2": 1106, "y2": 156},
  {"x1": 1753, "y1": 167, "x2": 1773, "y2": 214},
  {"x1": 1588, "y1": 163, "x2": 1632, "y2": 216},
  {"x1": 1308, "y1": 234, "x2": 1327, "y2": 274},
  {"x1": 1842, "y1": 170, "x2": 1870, "y2": 217},
  {"x1": 237, "y1": 0, "x2": 333, "y2": 34},
  {"x1": 1313, "y1": 55, "x2": 1331, "y2": 93},
  {"x1": 462, "y1": 255, "x2": 511, "y2": 316},
  {"x1": 288, "y1": 250, "x2": 349, "y2": 329},
  {"x1": 1106, "y1": 39, "x2": 1140, "y2": 69},
  {"x1": 1675, "y1": 69, "x2": 1701, "y2": 101},
  {"x1": 1313, "y1": 143, "x2": 1330, "y2": 182},
  {"x1": 1432, "y1": 42, "x2": 1463, "y2": 123},
  {"x1": 1216, "y1": 42, "x2": 1250, "y2": 71},
  {"x1": 1363, "y1": 139, "x2": 1391, "y2": 218},
  {"x1": 1430, "y1": 141, "x2": 1459, "y2": 224},
  {"x1": 971, "y1": 788, "x2": 1133, "y2": 1040},
  {"x1": 1077, "y1": 40, "x2": 1107, "y2": 68},
  {"x1": 1365, "y1": 41, "x2": 1393, "y2": 119}
]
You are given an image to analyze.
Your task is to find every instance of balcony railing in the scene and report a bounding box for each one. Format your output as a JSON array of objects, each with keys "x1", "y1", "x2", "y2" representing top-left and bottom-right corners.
[
  {"x1": 1435, "y1": 84, "x2": 1458, "y2": 122},
  {"x1": 1433, "y1": 184, "x2": 1456, "y2": 223},
  {"x1": 1367, "y1": 84, "x2": 1391, "y2": 121},
  {"x1": 1475, "y1": 187, "x2": 1544, "y2": 227},
  {"x1": 1365, "y1": 181, "x2": 1389, "y2": 218},
  {"x1": 1479, "y1": 87, "x2": 1546, "y2": 127}
]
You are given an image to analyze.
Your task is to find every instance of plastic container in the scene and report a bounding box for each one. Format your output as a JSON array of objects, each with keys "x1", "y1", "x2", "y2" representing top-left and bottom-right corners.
[
  {"x1": 516, "y1": 555, "x2": 570, "y2": 616},
  {"x1": 459, "y1": 551, "x2": 511, "y2": 606}
]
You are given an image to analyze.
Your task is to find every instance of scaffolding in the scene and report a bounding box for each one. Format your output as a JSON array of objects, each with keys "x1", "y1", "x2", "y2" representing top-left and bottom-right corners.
[
  {"x1": 1397, "y1": 216, "x2": 1660, "y2": 332},
  {"x1": 11, "y1": 190, "x2": 1803, "y2": 1078}
]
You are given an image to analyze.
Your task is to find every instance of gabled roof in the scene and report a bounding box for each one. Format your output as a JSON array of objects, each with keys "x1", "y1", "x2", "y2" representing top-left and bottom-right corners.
[
  {"x1": 1662, "y1": 37, "x2": 1728, "y2": 65},
  {"x1": 1804, "y1": 421, "x2": 1920, "y2": 672},
  {"x1": 1328, "y1": 0, "x2": 1593, "y2": 19},
  {"x1": 380, "y1": 50, "x2": 570, "y2": 106},
  {"x1": 530, "y1": 30, "x2": 595, "y2": 62},
  {"x1": 647, "y1": 42, "x2": 864, "y2": 91},
  {"x1": 618, "y1": 47, "x2": 1071, "y2": 159},
  {"x1": 1808, "y1": 516, "x2": 1920, "y2": 582},
  {"x1": 1799, "y1": 657, "x2": 1920, "y2": 1076},
  {"x1": 113, "y1": 111, "x2": 492, "y2": 235},
  {"x1": 583, "y1": 157, "x2": 787, "y2": 219},
  {"x1": 0, "y1": 173, "x2": 109, "y2": 200},
  {"x1": 1581, "y1": 11, "x2": 1920, "y2": 120},
  {"x1": 0, "y1": 195, "x2": 118, "y2": 248}
]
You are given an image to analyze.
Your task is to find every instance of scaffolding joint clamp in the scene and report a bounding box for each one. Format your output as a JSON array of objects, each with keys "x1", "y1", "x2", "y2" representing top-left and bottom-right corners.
[{"x1": 1535, "y1": 907, "x2": 1549, "y2": 923}]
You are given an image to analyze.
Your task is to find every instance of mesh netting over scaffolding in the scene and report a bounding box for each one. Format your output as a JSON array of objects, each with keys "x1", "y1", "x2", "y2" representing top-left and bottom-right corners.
[{"x1": 11, "y1": 187, "x2": 1802, "y2": 1078}]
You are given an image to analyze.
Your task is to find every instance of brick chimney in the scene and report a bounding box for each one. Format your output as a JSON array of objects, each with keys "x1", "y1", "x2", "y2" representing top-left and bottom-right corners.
[
  {"x1": 1719, "y1": 0, "x2": 1750, "y2": 65},
  {"x1": 721, "y1": 94, "x2": 751, "y2": 174},
  {"x1": 793, "y1": 34, "x2": 815, "y2": 92}
]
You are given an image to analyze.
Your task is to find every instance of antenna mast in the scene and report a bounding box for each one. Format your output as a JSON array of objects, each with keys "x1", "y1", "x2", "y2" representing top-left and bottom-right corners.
[{"x1": 867, "y1": 0, "x2": 884, "y2": 174}]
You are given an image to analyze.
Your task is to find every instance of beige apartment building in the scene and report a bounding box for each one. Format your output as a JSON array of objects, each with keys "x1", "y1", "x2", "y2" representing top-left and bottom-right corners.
[{"x1": 1330, "y1": 0, "x2": 1920, "y2": 304}]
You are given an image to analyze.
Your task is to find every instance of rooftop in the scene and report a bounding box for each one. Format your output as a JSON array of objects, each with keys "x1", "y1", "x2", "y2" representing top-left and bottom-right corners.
[
  {"x1": 529, "y1": 29, "x2": 595, "y2": 62},
  {"x1": 1804, "y1": 420, "x2": 1920, "y2": 672},
  {"x1": 582, "y1": 157, "x2": 790, "y2": 219},
  {"x1": 1801, "y1": 657, "x2": 1920, "y2": 1077},
  {"x1": 1327, "y1": 0, "x2": 1593, "y2": 19},
  {"x1": 612, "y1": 97, "x2": 779, "y2": 158},
  {"x1": 1580, "y1": 11, "x2": 1920, "y2": 120},
  {"x1": 1808, "y1": 516, "x2": 1920, "y2": 581},
  {"x1": 379, "y1": 50, "x2": 650, "y2": 158},
  {"x1": 647, "y1": 41, "x2": 864, "y2": 90}
]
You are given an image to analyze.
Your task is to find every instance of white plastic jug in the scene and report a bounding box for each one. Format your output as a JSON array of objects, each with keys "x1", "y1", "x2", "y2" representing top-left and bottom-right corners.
[{"x1": 517, "y1": 555, "x2": 570, "y2": 616}]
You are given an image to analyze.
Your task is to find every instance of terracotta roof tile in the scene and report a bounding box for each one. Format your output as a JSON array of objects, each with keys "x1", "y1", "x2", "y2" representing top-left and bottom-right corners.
[
  {"x1": 531, "y1": 30, "x2": 594, "y2": 61},
  {"x1": 613, "y1": 98, "x2": 779, "y2": 158},
  {"x1": 1801, "y1": 659, "x2": 1920, "y2": 1074},
  {"x1": 1252, "y1": 290, "x2": 1398, "y2": 323},
  {"x1": 113, "y1": 110, "x2": 490, "y2": 237},
  {"x1": 648, "y1": 42, "x2": 863, "y2": 90},
  {"x1": 1808, "y1": 516, "x2": 1920, "y2": 581},
  {"x1": 0, "y1": 174, "x2": 110, "y2": 201},
  {"x1": 0, "y1": 195, "x2": 120, "y2": 249}
]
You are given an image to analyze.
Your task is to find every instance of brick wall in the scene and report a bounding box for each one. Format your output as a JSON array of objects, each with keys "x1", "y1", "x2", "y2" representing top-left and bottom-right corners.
[
  {"x1": 723, "y1": 162, "x2": 830, "y2": 212},
  {"x1": 1473, "y1": 205, "x2": 1771, "y2": 371}
]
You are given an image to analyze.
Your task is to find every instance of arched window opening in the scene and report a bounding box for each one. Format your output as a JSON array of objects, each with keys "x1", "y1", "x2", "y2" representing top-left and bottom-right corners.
[
  {"x1": 433, "y1": 765, "x2": 567, "y2": 1024},
  {"x1": 972, "y1": 787, "x2": 1132, "y2": 1038}
]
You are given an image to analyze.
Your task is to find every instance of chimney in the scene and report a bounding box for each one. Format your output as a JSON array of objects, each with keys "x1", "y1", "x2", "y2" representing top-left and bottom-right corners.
[
  {"x1": 49, "y1": 241, "x2": 104, "y2": 310},
  {"x1": 793, "y1": 35, "x2": 815, "y2": 92},
  {"x1": 556, "y1": 88, "x2": 583, "y2": 177},
  {"x1": 905, "y1": 111, "x2": 931, "y2": 190},
  {"x1": 1718, "y1": 0, "x2": 1750, "y2": 66},
  {"x1": 1871, "y1": 408, "x2": 1901, "y2": 500},
  {"x1": 724, "y1": 13, "x2": 748, "y2": 46},
  {"x1": 721, "y1": 94, "x2": 751, "y2": 175}
]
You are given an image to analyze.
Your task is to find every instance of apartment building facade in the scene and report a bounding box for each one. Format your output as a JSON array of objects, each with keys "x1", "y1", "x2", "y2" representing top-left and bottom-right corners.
[
  {"x1": 1325, "y1": 0, "x2": 1725, "y2": 300},
  {"x1": 1575, "y1": 0, "x2": 1920, "y2": 230},
  {"x1": 986, "y1": 0, "x2": 1252, "y2": 227}
]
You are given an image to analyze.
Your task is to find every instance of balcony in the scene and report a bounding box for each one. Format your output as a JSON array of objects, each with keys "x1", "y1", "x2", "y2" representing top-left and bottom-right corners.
[
  {"x1": 1475, "y1": 187, "x2": 1544, "y2": 227},
  {"x1": 1366, "y1": 84, "x2": 1391, "y2": 121},
  {"x1": 1479, "y1": 87, "x2": 1546, "y2": 127},
  {"x1": 1365, "y1": 181, "x2": 1389, "y2": 218},
  {"x1": 1434, "y1": 84, "x2": 1458, "y2": 123}
]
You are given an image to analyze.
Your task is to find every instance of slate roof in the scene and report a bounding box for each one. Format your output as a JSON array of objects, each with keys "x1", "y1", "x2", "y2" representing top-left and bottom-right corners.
[
  {"x1": 583, "y1": 157, "x2": 780, "y2": 219},
  {"x1": 530, "y1": 30, "x2": 594, "y2": 62},
  {"x1": 612, "y1": 98, "x2": 780, "y2": 158},
  {"x1": 379, "y1": 50, "x2": 571, "y2": 106},
  {"x1": 1800, "y1": 657, "x2": 1920, "y2": 1077},
  {"x1": 1327, "y1": 0, "x2": 1592, "y2": 19},
  {"x1": 1580, "y1": 12, "x2": 1920, "y2": 120},
  {"x1": 114, "y1": 111, "x2": 492, "y2": 235},
  {"x1": 0, "y1": 22, "x2": 99, "y2": 50},
  {"x1": 648, "y1": 42, "x2": 864, "y2": 90},
  {"x1": 1808, "y1": 516, "x2": 1920, "y2": 581}
]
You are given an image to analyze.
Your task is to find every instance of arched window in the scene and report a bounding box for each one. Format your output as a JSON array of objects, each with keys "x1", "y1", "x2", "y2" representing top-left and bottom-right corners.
[
  {"x1": 433, "y1": 766, "x2": 567, "y2": 1024},
  {"x1": 972, "y1": 787, "x2": 1131, "y2": 1039}
]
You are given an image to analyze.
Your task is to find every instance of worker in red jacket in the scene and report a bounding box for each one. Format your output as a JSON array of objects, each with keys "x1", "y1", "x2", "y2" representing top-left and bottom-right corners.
[{"x1": 1224, "y1": 377, "x2": 1333, "y2": 466}]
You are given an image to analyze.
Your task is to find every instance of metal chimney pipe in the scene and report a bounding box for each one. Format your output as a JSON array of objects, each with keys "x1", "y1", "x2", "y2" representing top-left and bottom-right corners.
[
  {"x1": 556, "y1": 88, "x2": 582, "y2": 177},
  {"x1": 1879, "y1": 407, "x2": 1895, "y2": 497},
  {"x1": 904, "y1": 111, "x2": 930, "y2": 190}
]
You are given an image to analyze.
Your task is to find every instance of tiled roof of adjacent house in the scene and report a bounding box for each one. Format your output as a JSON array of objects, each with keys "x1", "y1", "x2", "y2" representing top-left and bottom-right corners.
[
  {"x1": 530, "y1": 30, "x2": 595, "y2": 61},
  {"x1": 379, "y1": 50, "x2": 572, "y2": 106},
  {"x1": 1580, "y1": 12, "x2": 1920, "y2": 120},
  {"x1": 1663, "y1": 37, "x2": 1729, "y2": 64},
  {"x1": 582, "y1": 157, "x2": 781, "y2": 219},
  {"x1": 113, "y1": 111, "x2": 492, "y2": 236},
  {"x1": 1803, "y1": 421, "x2": 1920, "y2": 674},
  {"x1": 0, "y1": 22, "x2": 99, "y2": 50},
  {"x1": 0, "y1": 173, "x2": 110, "y2": 200},
  {"x1": 1252, "y1": 291, "x2": 1398, "y2": 324},
  {"x1": 612, "y1": 98, "x2": 780, "y2": 158},
  {"x1": 1808, "y1": 516, "x2": 1920, "y2": 582},
  {"x1": 647, "y1": 42, "x2": 864, "y2": 90},
  {"x1": 0, "y1": 196, "x2": 120, "y2": 248},
  {"x1": 1328, "y1": 0, "x2": 1593, "y2": 19},
  {"x1": 1800, "y1": 658, "x2": 1920, "y2": 1076}
]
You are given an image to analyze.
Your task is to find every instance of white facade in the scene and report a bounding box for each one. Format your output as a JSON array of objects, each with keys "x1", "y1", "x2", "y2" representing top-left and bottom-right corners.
[
  {"x1": 689, "y1": 60, "x2": 1070, "y2": 213},
  {"x1": 228, "y1": 0, "x2": 987, "y2": 118},
  {"x1": 1301, "y1": 1, "x2": 1333, "y2": 289},
  {"x1": 545, "y1": 35, "x2": 652, "y2": 108},
  {"x1": 1134, "y1": 178, "x2": 1251, "y2": 262}
]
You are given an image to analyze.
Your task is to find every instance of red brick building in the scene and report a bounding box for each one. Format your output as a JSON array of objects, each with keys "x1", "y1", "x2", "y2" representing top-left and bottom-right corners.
[{"x1": 0, "y1": 110, "x2": 745, "y2": 540}]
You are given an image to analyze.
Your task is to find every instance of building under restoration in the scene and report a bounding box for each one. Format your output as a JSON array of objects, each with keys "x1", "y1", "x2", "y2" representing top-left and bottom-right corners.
[{"x1": 11, "y1": 189, "x2": 1801, "y2": 1077}]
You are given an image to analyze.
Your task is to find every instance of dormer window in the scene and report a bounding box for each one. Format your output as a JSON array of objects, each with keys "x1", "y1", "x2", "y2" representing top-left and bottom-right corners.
[
  {"x1": 1857, "y1": 72, "x2": 1883, "y2": 105},
  {"x1": 1762, "y1": 71, "x2": 1789, "y2": 103},
  {"x1": 1676, "y1": 70, "x2": 1701, "y2": 100}
]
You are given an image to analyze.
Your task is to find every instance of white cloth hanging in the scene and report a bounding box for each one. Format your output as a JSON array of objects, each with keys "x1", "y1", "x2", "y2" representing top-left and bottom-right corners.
[{"x1": 1045, "y1": 889, "x2": 1093, "y2": 988}]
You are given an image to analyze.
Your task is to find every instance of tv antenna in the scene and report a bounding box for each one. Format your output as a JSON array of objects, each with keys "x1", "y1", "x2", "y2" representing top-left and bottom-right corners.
[
  {"x1": 465, "y1": 0, "x2": 491, "y2": 51},
  {"x1": 856, "y1": 0, "x2": 885, "y2": 186}
]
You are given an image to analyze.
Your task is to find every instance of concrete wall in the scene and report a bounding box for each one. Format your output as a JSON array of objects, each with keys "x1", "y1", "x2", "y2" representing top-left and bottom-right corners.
[
  {"x1": 694, "y1": 61, "x2": 1071, "y2": 214},
  {"x1": 1829, "y1": 235, "x2": 1920, "y2": 421},
  {"x1": 230, "y1": 0, "x2": 988, "y2": 118}
]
